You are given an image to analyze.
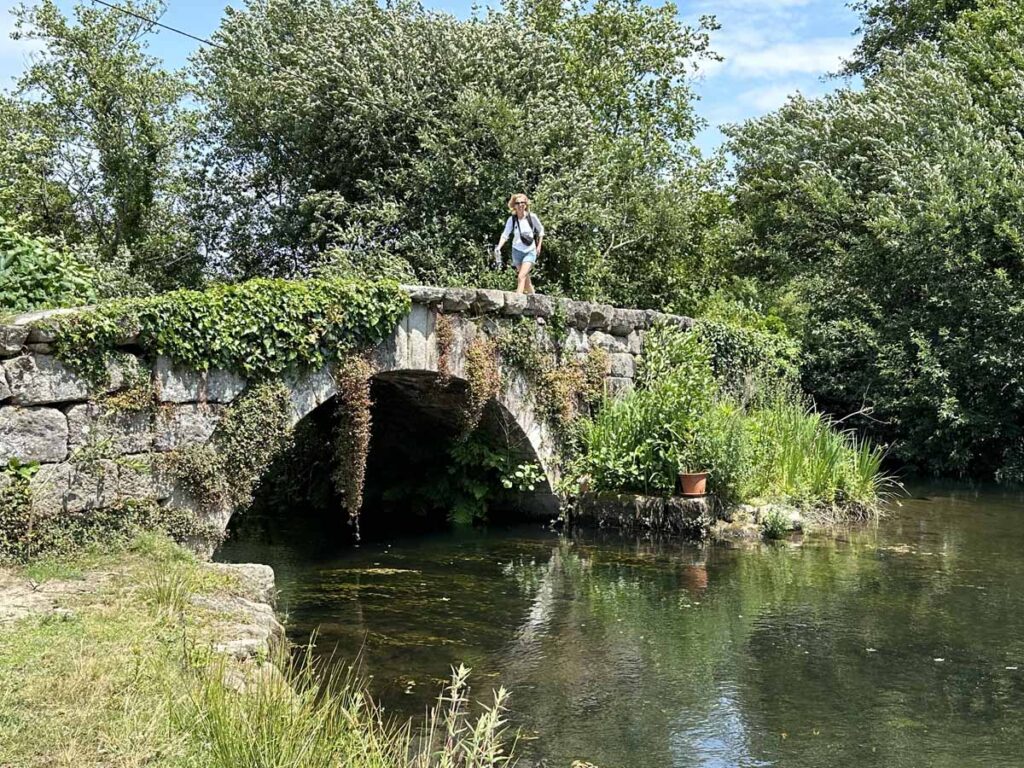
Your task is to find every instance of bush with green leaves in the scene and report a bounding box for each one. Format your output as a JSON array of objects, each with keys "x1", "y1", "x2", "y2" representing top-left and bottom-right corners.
[
  {"x1": 192, "y1": 0, "x2": 725, "y2": 307},
  {"x1": 580, "y1": 326, "x2": 894, "y2": 511},
  {"x1": 582, "y1": 329, "x2": 716, "y2": 494},
  {"x1": 0, "y1": 221, "x2": 97, "y2": 314}
]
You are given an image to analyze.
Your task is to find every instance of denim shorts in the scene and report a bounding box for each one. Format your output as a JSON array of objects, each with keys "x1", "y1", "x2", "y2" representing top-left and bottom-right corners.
[{"x1": 512, "y1": 248, "x2": 537, "y2": 267}]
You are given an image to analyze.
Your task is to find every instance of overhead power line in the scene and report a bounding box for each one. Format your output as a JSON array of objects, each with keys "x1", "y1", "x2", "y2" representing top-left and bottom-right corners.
[{"x1": 89, "y1": 0, "x2": 227, "y2": 50}]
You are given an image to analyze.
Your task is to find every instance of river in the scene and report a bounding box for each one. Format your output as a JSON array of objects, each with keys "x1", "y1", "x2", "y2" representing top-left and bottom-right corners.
[{"x1": 216, "y1": 482, "x2": 1024, "y2": 767}]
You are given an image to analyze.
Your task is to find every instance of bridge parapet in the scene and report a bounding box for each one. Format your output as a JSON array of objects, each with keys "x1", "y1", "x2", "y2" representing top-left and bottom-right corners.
[{"x1": 0, "y1": 286, "x2": 694, "y2": 542}]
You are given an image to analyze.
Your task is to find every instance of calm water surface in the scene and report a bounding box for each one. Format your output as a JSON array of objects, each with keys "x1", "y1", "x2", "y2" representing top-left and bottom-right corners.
[{"x1": 216, "y1": 484, "x2": 1024, "y2": 767}]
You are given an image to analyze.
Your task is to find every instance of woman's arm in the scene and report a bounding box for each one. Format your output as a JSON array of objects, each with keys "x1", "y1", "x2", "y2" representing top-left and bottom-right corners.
[{"x1": 497, "y1": 217, "x2": 513, "y2": 250}]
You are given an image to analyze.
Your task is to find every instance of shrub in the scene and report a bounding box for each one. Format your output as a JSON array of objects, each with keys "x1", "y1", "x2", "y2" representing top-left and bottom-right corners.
[
  {"x1": 694, "y1": 318, "x2": 800, "y2": 395},
  {"x1": 760, "y1": 507, "x2": 790, "y2": 540},
  {"x1": 582, "y1": 330, "x2": 716, "y2": 494},
  {"x1": 579, "y1": 324, "x2": 895, "y2": 512},
  {"x1": 0, "y1": 221, "x2": 97, "y2": 314}
]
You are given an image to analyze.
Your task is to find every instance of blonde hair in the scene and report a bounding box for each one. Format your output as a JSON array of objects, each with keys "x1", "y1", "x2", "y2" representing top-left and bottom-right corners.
[{"x1": 507, "y1": 193, "x2": 531, "y2": 213}]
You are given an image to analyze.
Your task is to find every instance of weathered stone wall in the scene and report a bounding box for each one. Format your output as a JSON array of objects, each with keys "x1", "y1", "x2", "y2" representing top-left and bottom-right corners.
[{"x1": 0, "y1": 285, "x2": 693, "y2": 534}]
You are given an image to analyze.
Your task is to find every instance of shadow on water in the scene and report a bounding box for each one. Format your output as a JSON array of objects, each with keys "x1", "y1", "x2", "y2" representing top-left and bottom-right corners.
[{"x1": 218, "y1": 479, "x2": 1024, "y2": 768}]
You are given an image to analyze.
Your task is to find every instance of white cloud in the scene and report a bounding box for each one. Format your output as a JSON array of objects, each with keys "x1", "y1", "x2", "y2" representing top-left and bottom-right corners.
[
  {"x1": 728, "y1": 36, "x2": 855, "y2": 76},
  {"x1": 736, "y1": 81, "x2": 819, "y2": 111}
]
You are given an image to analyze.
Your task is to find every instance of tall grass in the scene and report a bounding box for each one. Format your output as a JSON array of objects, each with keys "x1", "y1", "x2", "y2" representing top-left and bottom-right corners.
[
  {"x1": 185, "y1": 651, "x2": 515, "y2": 768},
  {"x1": 741, "y1": 395, "x2": 898, "y2": 510}
]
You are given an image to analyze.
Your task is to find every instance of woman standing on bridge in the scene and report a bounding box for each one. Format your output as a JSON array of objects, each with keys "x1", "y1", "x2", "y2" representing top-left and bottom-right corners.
[{"x1": 495, "y1": 193, "x2": 544, "y2": 294}]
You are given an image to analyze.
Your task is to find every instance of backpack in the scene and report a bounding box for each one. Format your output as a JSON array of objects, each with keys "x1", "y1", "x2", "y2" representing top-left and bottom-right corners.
[{"x1": 512, "y1": 213, "x2": 539, "y2": 247}]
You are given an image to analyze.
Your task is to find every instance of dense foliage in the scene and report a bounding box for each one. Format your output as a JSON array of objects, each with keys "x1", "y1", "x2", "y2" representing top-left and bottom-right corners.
[
  {"x1": 727, "y1": 0, "x2": 1024, "y2": 476},
  {"x1": 46, "y1": 277, "x2": 410, "y2": 384},
  {"x1": 5, "y1": 0, "x2": 199, "y2": 292},
  {"x1": 579, "y1": 326, "x2": 892, "y2": 510},
  {"x1": 0, "y1": 221, "x2": 97, "y2": 314},
  {"x1": 188, "y1": 0, "x2": 724, "y2": 308}
]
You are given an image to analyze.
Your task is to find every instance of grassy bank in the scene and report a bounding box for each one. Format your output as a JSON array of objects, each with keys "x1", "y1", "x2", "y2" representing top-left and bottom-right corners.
[{"x1": 0, "y1": 534, "x2": 515, "y2": 768}]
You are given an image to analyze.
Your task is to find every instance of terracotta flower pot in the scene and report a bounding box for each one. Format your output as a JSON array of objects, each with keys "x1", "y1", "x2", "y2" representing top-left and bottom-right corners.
[{"x1": 677, "y1": 471, "x2": 708, "y2": 497}]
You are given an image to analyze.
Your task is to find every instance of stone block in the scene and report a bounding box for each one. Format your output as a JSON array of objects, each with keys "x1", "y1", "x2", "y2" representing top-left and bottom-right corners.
[
  {"x1": 523, "y1": 294, "x2": 553, "y2": 318},
  {"x1": 26, "y1": 326, "x2": 56, "y2": 344},
  {"x1": 29, "y1": 462, "x2": 70, "y2": 517},
  {"x1": 286, "y1": 365, "x2": 337, "y2": 424},
  {"x1": 588, "y1": 331, "x2": 628, "y2": 353},
  {"x1": 604, "y1": 377, "x2": 634, "y2": 399},
  {"x1": 370, "y1": 325, "x2": 402, "y2": 371},
  {"x1": 608, "y1": 353, "x2": 636, "y2": 378},
  {"x1": 4, "y1": 354, "x2": 91, "y2": 405},
  {"x1": 473, "y1": 289, "x2": 505, "y2": 314},
  {"x1": 587, "y1": 304, "x2": 615, "y2": 330},
  {"x1": 403, "y1": 285, "x2": 446, "y2": 305},
  {"x1": 564, "y1": 301, "x2": 592, "y2": 330},
  {"x1": 627, "y1": 330, "x2": 644, "y2": 355},
  {"x1": 441, "y1": 287, "x2": 475, "y2": 313},
  {"x1": 404, "y1": 303, "x2": 432, "y2": 371},
  {"x1": 501, "y1": 293, "x2": 528, "y2": 317},
  {"x1": 67, "y1": 404, "x2": 155, "y2": 455},
  {"x1": 0, "y1": 326, "x2": 28, "y2": 356},
  {"x1": 117, "y1": 453, "x2": 174, "y2": 501},
  {"x1": 155, "y1": 356, "x2": 246, "y2": 403},
  {"x1": 207, "y1": 562, "x2": 278, "y2": 606},
  {"x1": 608, "y1": 309, "x2": 638, "y2": 335},
  {"x1": 64, "y1": 460, "x2": 120, "y2": 513},
  {"x1": 154, "y1": 404, "x2": 224, "y2": 452},
  {"x1": 0, "y1": 369, "x2": 9, "y2": 402},
  {"x1": 0, "y1": 406, "x2": 68, "y2": 463},
  {"x1": 649, "y1": 312, "x2": 693, "y2": 332},
  {"x1": 563, "y1": 328, "x2": 590, "y2": 354}
]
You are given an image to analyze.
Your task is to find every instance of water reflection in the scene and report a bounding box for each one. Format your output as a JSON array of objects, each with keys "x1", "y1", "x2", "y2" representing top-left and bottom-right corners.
[{"x1": 217, "y1": 483, "x2": 1024, "y2": 767}]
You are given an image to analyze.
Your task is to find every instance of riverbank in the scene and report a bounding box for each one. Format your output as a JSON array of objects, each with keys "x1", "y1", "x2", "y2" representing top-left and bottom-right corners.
[
  {"x1": 0, "y1": 533, "x2": 516, "y2": 768},
  {"x1": 0, "y1": 533, "x2": 283, "y2": 766}
]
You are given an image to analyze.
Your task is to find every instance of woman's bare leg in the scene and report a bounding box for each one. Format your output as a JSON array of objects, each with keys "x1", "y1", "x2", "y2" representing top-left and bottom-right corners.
[{"x1": 517, "y1": 261, "x2": 534, "y2": 294}]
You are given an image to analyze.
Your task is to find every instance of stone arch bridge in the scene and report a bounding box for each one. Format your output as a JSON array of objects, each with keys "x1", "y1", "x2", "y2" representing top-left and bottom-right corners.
[{"x1": 0, "y1": 286, "x2": 693, "y2": 541}]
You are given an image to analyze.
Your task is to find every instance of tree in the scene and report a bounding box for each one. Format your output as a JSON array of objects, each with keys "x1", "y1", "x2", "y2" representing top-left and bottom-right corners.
[
  {"x1": 4, "y1": 0, "x2": 200, "y2": 292},
  {"x1": 192, "y1": 0, "x2": 723, "y2": 307},
  {"x1": 844, "y1": 0, "x2": 978, "y2": 75},
  {"x1": 727, "y1": 1, "x2": 1024, "y2": 476}
]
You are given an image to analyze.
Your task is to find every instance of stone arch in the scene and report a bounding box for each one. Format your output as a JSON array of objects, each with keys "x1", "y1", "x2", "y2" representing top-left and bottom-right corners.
[{"x1": 282, "y1": 303, "x2": 560, "y2": 498}]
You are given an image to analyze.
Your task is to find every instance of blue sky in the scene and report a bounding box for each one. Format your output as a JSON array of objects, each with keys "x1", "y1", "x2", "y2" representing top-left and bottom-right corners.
[{"x1": 0, "y1": 0, "x2": 863, "y2": 155}]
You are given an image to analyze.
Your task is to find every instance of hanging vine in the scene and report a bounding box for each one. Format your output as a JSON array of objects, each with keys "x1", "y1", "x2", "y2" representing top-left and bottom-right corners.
[
  {"x1": 332, "y1": 356, "x2": 375, "y2": 524},
  {"x1": 462, "y1": 336, "x2": 501, "y2": 435},
  {"x1": 435, "y1": 311, "x2": 455, "y2": 383}
]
